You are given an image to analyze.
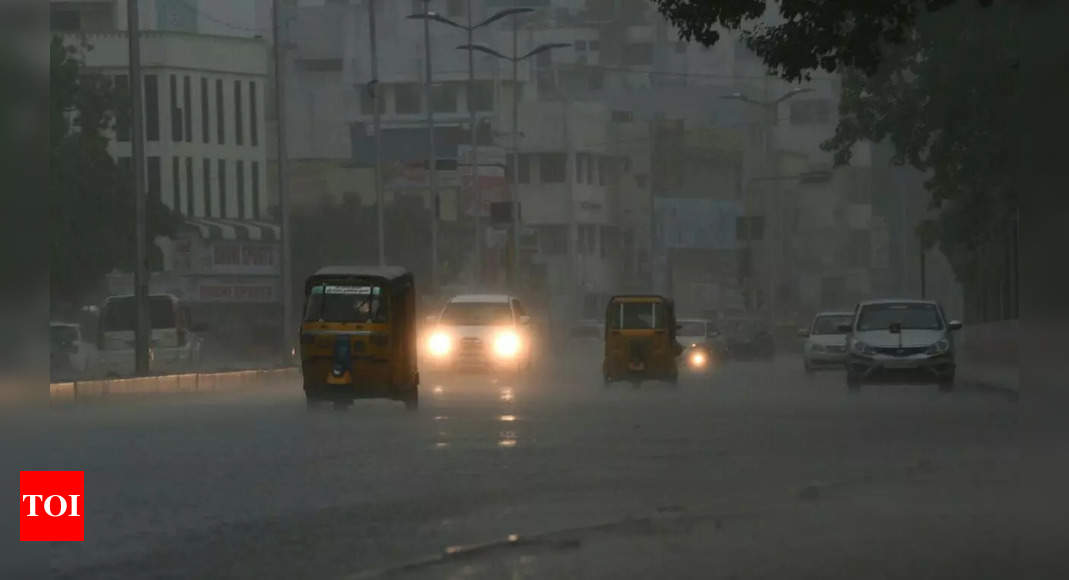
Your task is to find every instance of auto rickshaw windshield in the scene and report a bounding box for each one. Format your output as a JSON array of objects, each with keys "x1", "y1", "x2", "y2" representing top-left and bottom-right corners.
[
  {"x1": 304, "y1": 284, "x2": 388, "y2": 323},
  {"x1": 609, "y1": 302, "x2": 666, "y2": 330}
]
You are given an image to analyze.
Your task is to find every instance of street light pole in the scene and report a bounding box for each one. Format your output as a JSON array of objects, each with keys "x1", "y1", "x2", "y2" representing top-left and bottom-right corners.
[
  {"x1": 368, "y1": 0, "x2": 385, "y2": 266},
  {"x1": 420, "y1": 2, "x2": 439, "y2": 291},
  {"x1": 466, "y1": 0, "x2": 482, "y2": 285},
  {"x1": 273, "y1": 0, "x2": 294, "y2": 360},
  {"x1": 510, "y1": 9, "x2": 520, "y2": 289},
  {"x1": 127, "y1": 0, "x2": 149, "y2": 376}
]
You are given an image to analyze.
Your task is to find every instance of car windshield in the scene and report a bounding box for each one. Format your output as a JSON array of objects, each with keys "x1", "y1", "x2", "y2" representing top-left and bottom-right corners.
[
  {"x1": 440, "y1": 302, "x2": 513, "y2": 325},
  {"x1": 857, "y1": 303, "x2": 943, "y2": 331},
  {"x1": 812, "y1": 315, "x2": 853, "y2": 335},
  {"x1": 304, "y1": 285, "x2": 387, "y2": 323},
  {"x1": 678, "y1": 321, "x2": 706, "y2": 336},
  {"x1": 609, "y1": 301, "x2": 666, "y2": 330}
]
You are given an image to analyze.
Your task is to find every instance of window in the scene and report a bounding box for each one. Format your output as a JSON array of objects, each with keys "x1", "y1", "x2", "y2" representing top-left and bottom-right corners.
[
  {"x1": 540, "y1": 153, "x2": 566, "y2": 183},
  {"x1": 736, "y1": 216, "x2": 765, "y2": 241},
  {"x1": 216, "y1": 79, "x2": 225, "y2": 144},
  {"x1": 236, "y1": 160, "x2": 246, "y2": 219},
  {"x1": 432, "y1": 84, "x2": 457, "y2": 113},
  {"x1": 218, "y1": 159, "x2": 228, "y2": 217},
  {"x1": 242, "y1": 245, "x2": 274, "y2": 266},
  {"x1": 202, "y1": 159, "x2": 212, "y2": 217},
  {"x1": 858, "y1": 303, "x2": 944, "y2": 331},
  {"x1": 147, "y1": 156, "x2": 161, "y2": 201},
  {"x1": 579, "y1": 224, "x2": 596, "y2": 255},
  {"x1": 518, "y1": 154, "x2": 531, "y2": 184},
  {"x1": 623, "y1": 43, "x2": 653, "y2": 66},
  {"x1": 440, "y1": 301, "x2": 514, "y2": 326},
  {"x1": 213, "y1": 244, "x2": 240, "y2": 265},
  {"x1": 598, "y1": 157, "x2": 608, "y2": 186},
  {"x1": 811, "y1": 315, "x2": 852, "y2": 335},
  {"x1": 576, "y1": 153, "x2": 586, "y2": 183},
  {"x1": 200, "y1": 77, "x2": 210, "y2": 143},
  {"x1": 183, "y1": 76, "x2": 192, "y2": 142},
  {"x1": 609, "y1": 301, "x2": 666, "y2": 330},
  {"x1": 172, "y1": 157, "x2": 181, "y2": 212},
  {"x1": 250, "y1": 161, "x2": 261, "y2": 219},
  {"x1": 170, "y1": 75, "x2": 182, "y2": 142},
  {"x1": 394, "y1": 83, "x2": 420, "y2": 114},
  {"x1": 789, "y1": 99, "x2": 833, "y2": 125},
  {"x1": 114, "y1": 74, "x2": 130, "y2": 141},
  {"x1": 446, "y1": 0, "x2": 465, "y2": 18},
  {"x1": 249, "y1": 81, "x2": 258, "y2": 146},
  {"x1": 586, "y1": 153, "x2": 595, "y2": 183},
  {"x1": 470, "y1": 81, "x2": 493, "y2": 112},
  {"x1": 144, "y1": 74, "x2": 160, "y2": 141},
  {"x1": 234, "y1": 81, "x2": 243, "y2": 145},
  {"x1": 185, "y1": 157, "x2": 194, "y2": 217}
]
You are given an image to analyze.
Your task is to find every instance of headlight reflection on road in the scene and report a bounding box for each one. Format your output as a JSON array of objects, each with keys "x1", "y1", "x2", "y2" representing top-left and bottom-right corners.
[
  {"x1": 499, "y1": 387, "x2": 514, "y2": 402},
  {"x1": 499, "y1": 414, "x2": 516, "y2": 422},
  {"x1": 432, "y1": 385, "x2": 445, "y2": 395}
]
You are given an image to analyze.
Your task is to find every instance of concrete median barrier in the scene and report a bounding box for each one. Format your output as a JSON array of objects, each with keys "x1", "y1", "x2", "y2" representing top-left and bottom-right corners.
[{"x1": 49, "y1": 367, "x2": 299, "y2": 403}]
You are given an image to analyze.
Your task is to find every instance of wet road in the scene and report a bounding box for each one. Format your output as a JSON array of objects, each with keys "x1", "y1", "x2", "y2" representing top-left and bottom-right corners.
[{"x1": 10, "y1": 355, "x2": 1054, "y2": 579}]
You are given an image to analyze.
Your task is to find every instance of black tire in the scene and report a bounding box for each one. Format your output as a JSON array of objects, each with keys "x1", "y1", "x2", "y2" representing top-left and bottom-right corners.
[{"x1": 402, "y1": 388, "x2": 419, "y2": 411}]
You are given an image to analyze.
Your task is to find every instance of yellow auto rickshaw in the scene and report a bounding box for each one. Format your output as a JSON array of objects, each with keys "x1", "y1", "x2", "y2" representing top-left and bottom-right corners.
[
  {"x1": 300, "y1": 266, "x2": 419, "y2": 410},
  {"x1": 602, "y1": 295, "x2": 684, "y2": 386}
]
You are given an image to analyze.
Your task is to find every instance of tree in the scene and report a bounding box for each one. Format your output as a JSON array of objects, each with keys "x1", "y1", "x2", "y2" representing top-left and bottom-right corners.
[
  {"x1": 652, "y1": 0, "x2": 1011, "y2": 286},
  {"x1": 49, "y1": 35, "x2": 178, "y2": 310}
]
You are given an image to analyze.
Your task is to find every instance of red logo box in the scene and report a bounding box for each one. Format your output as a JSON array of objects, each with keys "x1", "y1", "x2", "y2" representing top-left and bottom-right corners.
[{"x1": 20, "y1": 471, "x2": 84, "y2": 542}]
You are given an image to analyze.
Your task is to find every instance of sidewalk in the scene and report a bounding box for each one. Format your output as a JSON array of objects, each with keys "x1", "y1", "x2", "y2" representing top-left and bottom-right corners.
[{"x1": 957, "y1": 359, "x2": 1020, "y2": 399}]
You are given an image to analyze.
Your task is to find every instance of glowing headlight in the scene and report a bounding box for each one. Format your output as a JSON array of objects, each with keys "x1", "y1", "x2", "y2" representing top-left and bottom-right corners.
[
  {"x1": 688, "y1": 351, "x2": 707, "y2": 367},
  {"x1": 428, "y1": 332, "x2": 452, "y2": 357},
  {"x1": 926, "y1": 339, "x2": 950, "y2": 355},
  {"x1": 493, "y1": 331, "x2": 521, "y2": 358}
]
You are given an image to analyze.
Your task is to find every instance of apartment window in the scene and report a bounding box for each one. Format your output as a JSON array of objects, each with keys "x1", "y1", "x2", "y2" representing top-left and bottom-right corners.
[
  {"x1": 470, "y1": 81, "x2": 493, "y2": 112},
  {"x1": 114, "y1": 74, "x2": 130, "y2": 141},
  {"x1": 171, "y1": 157, "x2": 181, "y2": 212},
  {"x1": 540, "y1": 153, "x2": 566, "y2": 183},
  {"x1": 236, "y1": 161, "x2": 246, "y2": 219},
  {"x1": 200, "y1": 77, "x2": 210, "y2": 143},
  {"x1": 183, "y1": 76, "x2": 192, "y2": 142},
  {"x1": 586, "y1": 153, "x2": 594, "y2": 184},
  {"x1": 395, "y1": 83, "x2": 421, "y2": 114},
  {"x1": 202, "y1": 159, "x2": 213, "y2": 217},
  {"x1": 518, "y1": 154, "x2": 531, "y2": 184},
  {"x1": 147, "y1": 156, "x2": 161, "y2": 202},
  {"x1": 170, "y1": 75, "x2": 182, "y2": 142},
  {"x1": 234, "y1": 81, "x2": 244, "y2": 145},
  {"x1": 251, "y1": 161, "x2": 261, "y2": 219},
  {"x1": 576, "y1": 154, "x2": 586, "y2": 183},
  {"x1": 185, "y1": 157, "x2": 194, "y2": 217},
  {"x1": 218, "y1": 159, "x2": 228, "y2": 217},
  {"x1": 432, "y1": 84, "x2": 457, "y2": 113},
  {"x1": 446, "y1": 0, "x2": 465, "y2": 18},
  {"x1": 216, "y1": 79, "x2": 225, "y2": 144},
  {"x1": 623, "y1": 43, "x2": 653, "y2": 66},
  {"x1": 598, "y1": 157, "x2": 608, "y2": 186},
  {"x1": 249, "y1": 81, "x2": 259, "y2": 146},
  {"x1": 144, "y1": 74, "x2": 159, "y2": 141}
]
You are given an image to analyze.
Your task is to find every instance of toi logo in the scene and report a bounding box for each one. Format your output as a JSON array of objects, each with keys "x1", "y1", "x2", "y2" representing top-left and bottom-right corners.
[{"x1": 20, "y1": 471, "x2": 84, "y2": 542}]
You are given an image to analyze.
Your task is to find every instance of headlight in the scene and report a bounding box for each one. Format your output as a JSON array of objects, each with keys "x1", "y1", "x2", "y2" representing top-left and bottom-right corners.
[
  {"x1": 688, "y1": 350, "x2": 707, "y2": 368},
  {"x1": 851, "y1": 340, "x2": 875, "y2": 355},
  {"x1": 926, "y1": 339, "x2": 950, "y2": 355},
  {"x1": 493, "y1": 331, "x2": 521, "y2": 358},
  {"x1": 428, "y1": 332, "x2": 452, "y2": 357}
]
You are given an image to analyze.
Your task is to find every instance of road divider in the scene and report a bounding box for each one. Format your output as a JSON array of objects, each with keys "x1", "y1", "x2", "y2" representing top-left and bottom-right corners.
[{"x1": 49, "y1": 368, "x2": 298, "y2": 403}]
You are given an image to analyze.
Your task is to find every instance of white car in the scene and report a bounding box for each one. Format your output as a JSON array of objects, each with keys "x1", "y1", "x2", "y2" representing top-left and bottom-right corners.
[
  {"x1": 843, "y1": 299, "x2": 962, "y2": 392},
  {"x1": 799, "y1": 311, "x2": 854, "y2": 373},
  {"x1": 423, "y1": 294, "x2": 534, "y2": 374},
  {"x1": 50, "y1": 322, "x2": 94, "y2": 376}
]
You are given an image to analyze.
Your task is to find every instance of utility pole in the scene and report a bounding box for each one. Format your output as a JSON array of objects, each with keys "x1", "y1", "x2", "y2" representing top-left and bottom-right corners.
[
  {"x1": 563, "y1": 96, "x2": 578, "y2": 319},
  {"x1": 369, "y1": 0, "x2": 385, "y2": 266},
  {"x1": 509, "y1": 5, "x2": 520, "y2": 290},
  {"x1": 273, "y1": 0, "x2": 294, "y2": 359},
  {"x1": 421, "y1": 1, "x2": 439, "y2": 290},
  {"x1": 127, "y1": 0, "x2": 149, "y2": 375},
  {"x1": 467, "y1": 0, "x2": 482, "y2": 285}
]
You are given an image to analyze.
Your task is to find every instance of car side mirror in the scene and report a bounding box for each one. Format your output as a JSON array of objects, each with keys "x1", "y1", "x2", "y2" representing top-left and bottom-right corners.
[
  {"x1": 948, "y1": 320, "x2": 963, "y2": 331},
  {"x1": 798, "y1": 328, "x2": 810, "y2": 337},
  {"x1": 836, "y1": 323, "x2": 852, "y2": 333}
]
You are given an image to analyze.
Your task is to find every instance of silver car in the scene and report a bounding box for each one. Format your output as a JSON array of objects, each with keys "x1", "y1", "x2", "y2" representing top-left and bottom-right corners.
[
  {"x1": 799, "y1": 312, "x2": 853, "y2": 372},
  {"x1": 843, "y1": 299, "x2": 962, "y2": 392}
]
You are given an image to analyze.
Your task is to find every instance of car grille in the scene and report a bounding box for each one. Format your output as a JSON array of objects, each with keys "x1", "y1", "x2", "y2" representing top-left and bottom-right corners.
[
  {"x1": 873, "y1": 346, "x2": 928, "y2": 357},
  {"x1": 459, "y1": 337, "x2": 484, "y2": 354}
]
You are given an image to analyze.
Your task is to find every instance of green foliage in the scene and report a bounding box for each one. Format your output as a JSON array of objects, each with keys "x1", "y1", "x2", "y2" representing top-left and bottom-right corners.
[{"x1": 49, "y1": 36, "x2": 179, "y2": 309}]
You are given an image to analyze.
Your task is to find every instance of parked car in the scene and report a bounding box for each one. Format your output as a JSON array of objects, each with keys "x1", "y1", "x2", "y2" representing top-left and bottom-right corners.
[
  {"x1": 799, "y1": 311, "x2": 854, "y2": 373},
  {"x1": 50, "y1": 322, "x2": 94, "y2": 378},
  {"x1": 842, "y1": 299, "x2": 962, "y2": 392},
  {"x1": 676, "y1": 318, "x2": 725, "y2": 372}
]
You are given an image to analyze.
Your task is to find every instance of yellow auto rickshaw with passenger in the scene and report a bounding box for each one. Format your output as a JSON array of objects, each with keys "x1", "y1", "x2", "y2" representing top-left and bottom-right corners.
[
  {"x1": 300, "y1": 266, "x2": 419, "y2": 410},
  {"x1": 602, "y1": 295, "x2": 684, "y2": 386}
]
